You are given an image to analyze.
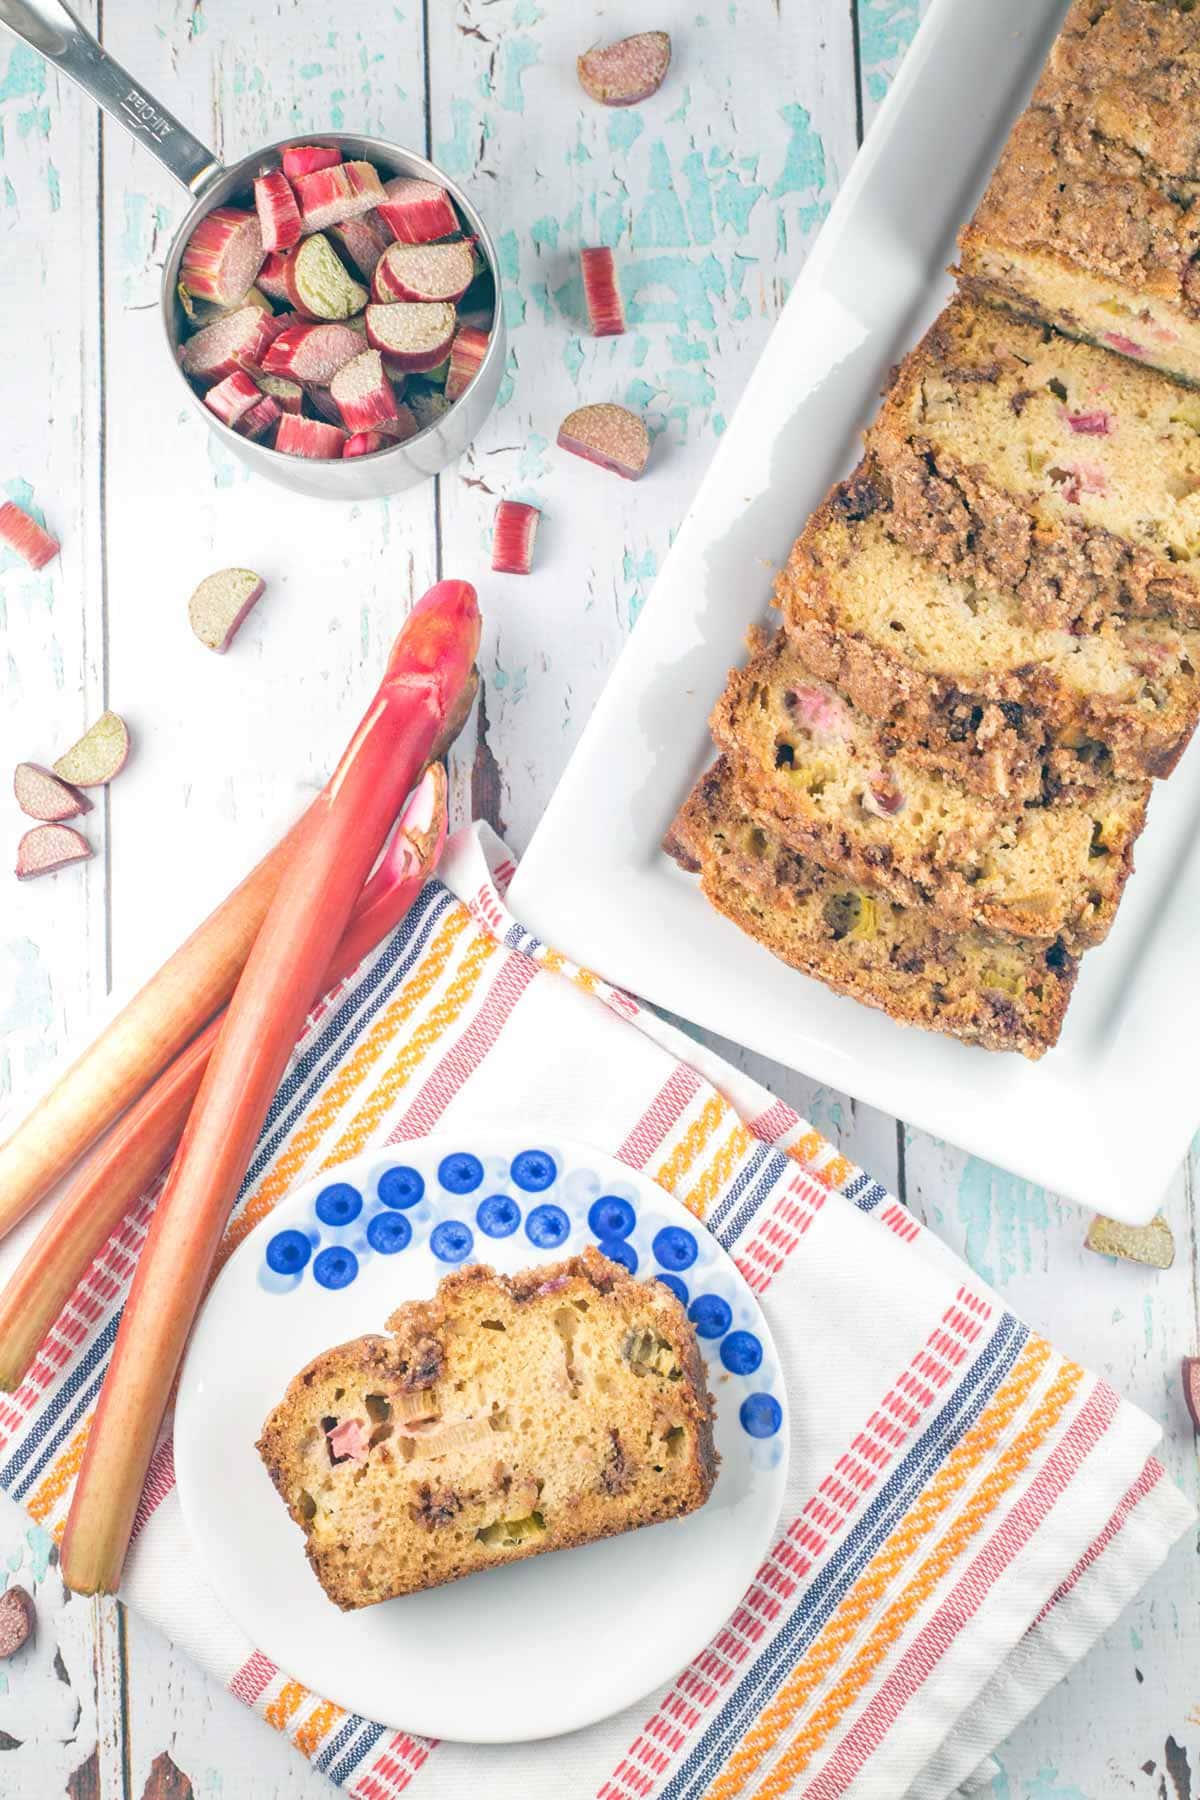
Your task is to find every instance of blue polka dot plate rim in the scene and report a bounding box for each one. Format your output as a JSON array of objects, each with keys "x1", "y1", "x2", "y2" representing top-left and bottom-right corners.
[{"x1": 175, "y1": 1133, "x2": 788, "y2": 1745}]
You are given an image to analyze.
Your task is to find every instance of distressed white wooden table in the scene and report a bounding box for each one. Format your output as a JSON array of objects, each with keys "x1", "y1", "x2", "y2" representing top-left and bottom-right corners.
[{"x1": 1, "y1": 2, "x2": 1197, "y2": 1795}]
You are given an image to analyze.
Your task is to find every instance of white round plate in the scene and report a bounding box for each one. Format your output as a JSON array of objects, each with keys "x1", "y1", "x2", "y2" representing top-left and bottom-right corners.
[{"x1": 175, "y1": 1132, "x2": 788, "y2": 1743}]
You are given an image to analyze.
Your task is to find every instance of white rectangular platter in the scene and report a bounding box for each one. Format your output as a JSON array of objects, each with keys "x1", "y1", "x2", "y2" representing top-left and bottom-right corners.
[{"x1": 510, "y1": 0, "x2": 1200, "y2": 1229}]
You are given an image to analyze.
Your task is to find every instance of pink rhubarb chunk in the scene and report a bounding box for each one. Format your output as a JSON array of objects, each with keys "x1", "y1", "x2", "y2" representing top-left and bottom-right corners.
[
  {"x1": 254, "y1": 168, "x2": 303, "y2": 254},
  {"x1": 180, "y1": 305, "x2": 282, "y2": 381},
  {"x1": 580, "y1": 246, "x2": 625, "y2": 336},
  {"x1": 281, "y1": 144, "x2": 340, "y2": 180},
  {"x1": 327, "y1": 1418, "x2": 370, "y2": 1463},
  {"x1": 374, "y1": 177, "x2": 459, "y2": 244},
  {"x1": 294, "y1": 161, "x2": 387, "y2": 234},
  {"x1": 1062, "y1": 409, "x2": 1113, "y2": 435},
  {"x1": 13, "y1": 763, "x2": 90, "y2": 823},
  {"x1": 445, "y1": 325, "x2": 490, "y2": 402},
  {"x1": 274, "y1": 414, "x2": 347, "y2": 460},
  {"x1": 491, "y1": 501, "x2": 540, "y2": 575},
  {"x1": 180, "y1": 207, "x2": 264, "y2": 308},
  {"x1": 557, "y1": 403, "x2": 650, "y2": 481},
  {"x1": 329, "y1": 349, "x2": 399, "y2": 434},
  {"x1": 16, "y1": 823, "x2": 92, "y2": 880},
  {"x1": 577, "y1": 31, "x2": 671, "y2": 106},
  {"x1": 0, "y1": 500, "x2": 59, "y2": 570},
  {"x1": 371, "y1": 240, "x2": 475, "y2": 305},
  {"x1": 364, "y1": 301, "x2": 457, "y2": 373},
  {"x1": 260, "y1": 321, "x2": 366, "y2": 385},
  {"x1": 203, "y1": 369, "x2": 262, "y2": 429}
]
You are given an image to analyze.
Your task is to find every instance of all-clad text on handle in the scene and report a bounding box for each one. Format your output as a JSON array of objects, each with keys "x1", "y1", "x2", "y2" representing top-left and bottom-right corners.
[{"x1": 0, "y1": 0, "x2": 223, "y2": 195}]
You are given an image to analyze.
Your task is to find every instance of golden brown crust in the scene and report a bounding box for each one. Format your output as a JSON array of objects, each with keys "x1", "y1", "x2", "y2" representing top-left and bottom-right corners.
[
  {"x1": 1032, "y1": 0, "x2": 1200, "y2": 180},
  {"x1": 775, "y1": 477, "x2": 1200, "y2": 788},
  {"x1": 667, "y1": 760, "x2": 1077, "y2": 1058},
  {"x1": 258, "y1": 1247, "x2": 717, "y2": 1609}
]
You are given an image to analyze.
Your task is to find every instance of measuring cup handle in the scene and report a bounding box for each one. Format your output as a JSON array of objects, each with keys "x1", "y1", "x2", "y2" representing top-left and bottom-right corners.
[{"x1": 0, "y1": 0, "x2": 222, "y2": 196}]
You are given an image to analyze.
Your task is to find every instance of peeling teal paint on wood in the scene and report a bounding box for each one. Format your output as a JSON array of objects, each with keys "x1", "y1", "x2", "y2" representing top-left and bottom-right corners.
[
  {"x1": 860, "y1": 0, "x2": 922, "y2": 104},
  {"x1": 497, "y1": 35, "x2": 540, "y2": 115},
  {"x1": 0, "y1": 44, "x2": 46, "y2": 105},
  {"x1": 956, "y1": 1158, "x2": 1062, "y2": 1288}
]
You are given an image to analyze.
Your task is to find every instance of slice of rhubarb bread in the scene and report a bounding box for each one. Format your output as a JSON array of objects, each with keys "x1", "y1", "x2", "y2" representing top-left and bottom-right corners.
[
  {"x1": 666, "y1": 761, "x2": 1077, "y2": 1058},
  {"x1": 775, "y1": 475, "x2": 1200, "y2": 790},
  {"x1": 958, "y1": 106, "x2": 1200, "y2": 387},
  {"x1": 866, "y1": 295, "x2": 1200, "y2": 632},
  {"x1": 711, "y1": 629, "x2": 1151, "y2": 947},
  {"x1": 257, "y1": 1247, "x2": 717, "y2": 1609}
]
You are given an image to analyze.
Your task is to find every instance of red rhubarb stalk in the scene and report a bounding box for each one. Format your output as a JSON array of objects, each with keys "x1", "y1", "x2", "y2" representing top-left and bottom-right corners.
[
  {"x1": 0, "y1": 767, "x2": 447, "y2": 1394},
  {"x1": 281, "y1": 144, "x2": 340, "y2": 180},
  {"x1": 445, "y1": 325, "x2": 489, "y2": 402},
  {"x1": 179, "y1": 207, "x2": 264, "y2": 308},
  {"x1": 60, "y1": 585, "x2": 478, "y2": 1594},
  {"x1": 0, "y1": 819, "x2": 311, "y2": 1243}
]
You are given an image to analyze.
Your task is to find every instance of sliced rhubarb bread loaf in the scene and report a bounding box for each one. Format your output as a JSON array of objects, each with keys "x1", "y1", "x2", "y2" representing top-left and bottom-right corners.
[
  {"x1": 711, "y1": 630, "x2": 1150, "y2": 946},
  {"x1": 666, "y1": 760, "x2": 1077, "y2": 1058},
  {"x1": 258, "y1": 1247, "x2": 717, "y2": 1608},
  {"x1": 775, "y1": 476, "x2": 1200, "y2": 790},
  {"x1": 958, "y1": 105, "x2": 1200, "y2": 387},
  {"x1": 866, "y1": 295, "x2": 1200, "y2": 631}
]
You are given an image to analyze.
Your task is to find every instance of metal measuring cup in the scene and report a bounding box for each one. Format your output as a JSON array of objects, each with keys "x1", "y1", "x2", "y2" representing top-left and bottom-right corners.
[{"x1": 0, "y1": 0, "x2": 507, "y2": 499}]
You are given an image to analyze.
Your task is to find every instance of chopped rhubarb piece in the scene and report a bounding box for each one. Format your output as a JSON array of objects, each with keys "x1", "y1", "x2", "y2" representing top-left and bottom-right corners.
[
  {"x1": 254, "y1": 168, "x2": 302, "y2": 254},
  {"x1": 364, "y1": 301, "x2": 457, "y2": 372},
  {"x1": 785, "y1": 684, "x2": 851, "y2": 742},
  {"x1": 0, "y1": 499, "x2": 59, "y2": 570},
  {"x1": 1085, "y1": 1212, "x2": 1175, "y2": 1268},
  {"x1": 188, "y1": 568, "x2": 266, "y2": 652},
  {"x1": 16, "y1": 823, "x2": 92, "y2": 880},
  {"x1": 283, "y1": 233, "x2": 368, "y2": 321},
  {"x1": 53, "y1": 711, "x2": 130, "y2": 788},
  {"x1": 1063, "y1": 409, "x2": 1113, "y2": 435},
  {"x1": 862, "y1": 771, "x2": 906, "y2": 818},
  {"x1": 294, "y1": 160, "x2": 386, "y2": 233},
  {"x1": 180, "y1": 206, "x2": 264, "y2": 308},
  {"x1": 343, "y1": 429, "x2": 392, "y2": 459},
  {"x1": 1103, "y1": 332, "x2": 1145, "y2": 358},
  {"x1": 203, "y1": 369, "x2": 262, "y2": 429},
  {"x1": 13, "y1": 763, "x2": 90, "y2": 823},
  {"x1": 238, "y1": 395, "x2": 282, "y2": 442},
  {"x1": 374, "y1": 176, "x2": 459, "y2": 244},
  {"x1": 274, "y1": 414, "x2": 347, "y2": 460},
  {"x1": 445, "y1": 325, "x2": 490, "y2": 402},
  {"x1": 255, "y1": 251, "x2": 293, "y2": 304},
  {"x1": 255, "y1": 374, "x2": 304, "y2": 413},
  {"x1": 1183, "y1": 1357, "x2": 1200, "y2": 1433},
  {"x1": 580, "y1": 246, "x2": 625, "y2": 336},
  {"x1": 260, "y1": 321, "x2": 365, "y2": 384},
  {"x1": 329, "y1": 349, "x2": 399, "y2": 433},
  {"x1": 177, "y1": 282, "x2": 273, "y2": 329},
  {"x1": 0, "y1": 1585, "x2": 34, "y2": 1659},
  {"x1": 491, "y1": 501, "x2": 540, "y2": 575},
  {"x1": 327, "y1": 1417, "x2": 371, "y2": 1463},
  {"x1": 372, "y1": 239, "x2": 475, "y2": 304},
  {"x1": 180, "y1": 305, "x2": 280, "y2": 381},
  {"x1": 577, "y1": 31, "x2": 671, "y2": 105},
  {"x1": 281, "y1": 144, "x2": 340, "y2": 180},
  {"x1": 330, "y1": 214, "x2": 390, "y2": 280},
  {"x1": 557, "y1": 402, "x2": 650, "y2": 480}
]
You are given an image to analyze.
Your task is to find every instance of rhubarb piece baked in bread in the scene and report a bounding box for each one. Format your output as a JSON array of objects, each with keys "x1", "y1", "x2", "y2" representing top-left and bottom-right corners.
[
  {"x1": 958, "y1": 106, "x2": 1200, "y2": 387},
  {"x1": 666, "y1": 760, "x2": 1077, "y2": 1058},
  {"x1": 776, "y1": 477, "x2": 1200, "y2": 790},
  {"x1": 257, "y1": 1247, "x2": 717, "y2": 1609},
  {"x1": 866, "y1": 296, "x2": 1200, "y2": 632},
  {"x1": 712, "y1": 630, "x2": 1150, "y2": 946}
]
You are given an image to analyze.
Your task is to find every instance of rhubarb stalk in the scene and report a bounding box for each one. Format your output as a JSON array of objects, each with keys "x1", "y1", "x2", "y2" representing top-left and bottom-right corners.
[
  {"x1": 60, "y1": 583, "x2": 479, "y2": 1594},
  {"x1": 0, "y1": 767, "x2": 447, "y2": 1395}
]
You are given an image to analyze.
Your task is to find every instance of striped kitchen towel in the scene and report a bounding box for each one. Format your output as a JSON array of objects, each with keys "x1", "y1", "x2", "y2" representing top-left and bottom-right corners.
[{"x1": 0, "y1": 822, "x2": 1191, "y2": 1799}]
